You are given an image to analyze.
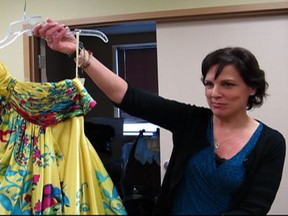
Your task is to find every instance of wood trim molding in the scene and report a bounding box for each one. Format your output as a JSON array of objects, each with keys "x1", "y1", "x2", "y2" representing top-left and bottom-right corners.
[
  {"x1": 23, "y1": 35, "x2": 30, "y2": 81},
  {"x1": 23, "y1": 35, "x2": 40, "y2": 81},
  {"x1": 61, "y1": 2, "x2": 288, "y2": 27},
  {"x1": 25, "y1": 2, "x2": 288, "y2": 80}
]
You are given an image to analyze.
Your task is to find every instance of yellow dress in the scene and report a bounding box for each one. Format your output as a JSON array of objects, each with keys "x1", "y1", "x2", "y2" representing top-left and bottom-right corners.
[{"x1": 0, "y1": 62, "x2": 127, "y2": 215}]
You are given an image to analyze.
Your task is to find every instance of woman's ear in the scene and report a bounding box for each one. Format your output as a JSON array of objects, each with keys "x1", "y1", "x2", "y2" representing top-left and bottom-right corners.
[{"x1": 249, "y1": 88, "x2": 256, "y2": 96}]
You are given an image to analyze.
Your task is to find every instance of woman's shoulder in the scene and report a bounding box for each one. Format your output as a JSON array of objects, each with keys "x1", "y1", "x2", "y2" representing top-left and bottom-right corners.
[
  {"x1": 260, "y1": 122, "x2": 286, "y2": 142},
  {"x1": 245, "y1": 121, "x2": 286, "y2": 170},
  {"x1": 255, "y1": 121, "x2": 286, "y2": 154}
]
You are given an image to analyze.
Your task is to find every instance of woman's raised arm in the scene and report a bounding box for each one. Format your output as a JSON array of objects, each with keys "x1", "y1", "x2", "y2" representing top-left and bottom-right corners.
[{"x1": 33, "y1": 19, "x2": 128, "y2": 104}]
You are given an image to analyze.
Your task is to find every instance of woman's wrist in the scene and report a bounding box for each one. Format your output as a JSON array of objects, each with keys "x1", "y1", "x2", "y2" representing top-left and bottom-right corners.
[
  {"x1": 68, "y1": 42, "x2": 93, "y2": 70},
  {"x1": 79, "y1": 49, "x2": 93, "y2": 69},
  {"x1": 74, "y1": 48, "x2": 93, "y2": 70},
  {"x1": 67, "y1": 41, "x2": 84, "y2": 58}
]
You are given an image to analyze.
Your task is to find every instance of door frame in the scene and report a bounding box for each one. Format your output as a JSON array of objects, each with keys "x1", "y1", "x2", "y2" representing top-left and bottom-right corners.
[{"x1": 24, "y1": 2, "x2": 288, "y2": 81}]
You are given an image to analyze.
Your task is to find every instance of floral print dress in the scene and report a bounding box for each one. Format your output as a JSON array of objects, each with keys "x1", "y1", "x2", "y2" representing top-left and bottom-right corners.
[{"x1": 0, "y1": 62, "x2": 126, "y2": 215}]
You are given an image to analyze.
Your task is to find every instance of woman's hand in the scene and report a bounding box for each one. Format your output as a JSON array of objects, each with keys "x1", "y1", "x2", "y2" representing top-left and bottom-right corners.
[
  {"x1": 34, "y1": 19, "x2": 128, "y2": 105},
  {"x1": 33, "y1": 19, "x2": 77, "y2": 55}
]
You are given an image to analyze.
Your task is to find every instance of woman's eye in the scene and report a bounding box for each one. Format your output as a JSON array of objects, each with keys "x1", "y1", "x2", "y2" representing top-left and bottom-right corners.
[
  {"x1": 223, "y1": 82, "x2": 235, "y2": 87},
  {"x1": 204, "y1": 82, "x2": 213, "y2": 88}
]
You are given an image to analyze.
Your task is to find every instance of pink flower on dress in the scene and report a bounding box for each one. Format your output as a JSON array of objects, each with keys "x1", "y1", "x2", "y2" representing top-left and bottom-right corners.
[
  {"x1": 32, "y1": 174, "x2": 40, "y2": 184},
  {"x1": 23, "y1": 135, "x2": 29, "y2": 145},
  {"x1": 32, "y1": 136, "x2": 38, "y2": 146},
  {"x1": 43, "y1": 184, "x2": 53, "y2": 195},
  {"x1": 34, "y1": 200, "x2": 42, "y2": 212},
  {"x1": 66, "y1": 89, "x2": 73, "y2": 94},
  {"x1": 42, "y1": 184, "x2": 57, "y2": 210},
  {"x1": 89, "y1": 101, "x2": 97, "y2": 108},
  {"x1": 33, "y1": 149, "x2": 41, "y2": 159},
  {"x1": 28, "y1": 97, "x2": 37, "y2": 101},
  {"x1": 25, "y1": 194, "x2": 32, "y2": 203},
  {"x1": 74, "y1": 94, "x2": 81, "y2": 101}
]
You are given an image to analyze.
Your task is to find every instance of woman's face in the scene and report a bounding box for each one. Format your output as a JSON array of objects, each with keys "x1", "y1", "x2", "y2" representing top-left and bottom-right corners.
[{"x1": 204, "y1": 64, "x2": 255, "y2": 119}]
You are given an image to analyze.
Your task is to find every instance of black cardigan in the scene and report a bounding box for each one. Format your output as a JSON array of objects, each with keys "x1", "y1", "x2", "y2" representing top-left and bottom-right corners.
[{"x1": 117, "y1": 85, "x2": 286, "y2": 215}]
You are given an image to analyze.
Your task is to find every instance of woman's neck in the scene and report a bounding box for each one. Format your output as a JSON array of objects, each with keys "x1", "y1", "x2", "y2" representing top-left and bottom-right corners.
[{"x1": 213, "y1": 114, "x2": 255, "y2": 130}]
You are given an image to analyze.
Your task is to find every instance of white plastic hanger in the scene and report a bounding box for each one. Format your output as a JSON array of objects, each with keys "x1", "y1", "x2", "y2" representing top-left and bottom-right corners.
[
  {"x1": 0, "y1": 1, "x2": 108, "y2": 49},
  {"x1": 72, "y1": 29, "x2": 108, "y2": 43},
  {"x1": 0, "y1": 18, "x2": 109, "y2": 49},
  {"x1": 0, "y1": 14, "x2": 46, "y2": 49},
  {"x1": 0, "y1": 0, "x2": 46, "y2": 49}
]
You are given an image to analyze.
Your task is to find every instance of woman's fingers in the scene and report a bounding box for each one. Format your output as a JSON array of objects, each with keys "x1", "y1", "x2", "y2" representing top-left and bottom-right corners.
[
  {"x1": 33, "y1": 19, "x2": 76, "y2": 54},
  {"x1": 33, "y1": 19, "x2": 57, "y2": 38},
  {"x1": 45, "y1": 24, "x2": 65, "y2": 39}
]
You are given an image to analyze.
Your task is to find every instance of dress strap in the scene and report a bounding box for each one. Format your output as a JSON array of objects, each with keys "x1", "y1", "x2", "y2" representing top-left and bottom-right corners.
[{"x1": 75, "y1": 32, "x2": 85, "y2": 85}]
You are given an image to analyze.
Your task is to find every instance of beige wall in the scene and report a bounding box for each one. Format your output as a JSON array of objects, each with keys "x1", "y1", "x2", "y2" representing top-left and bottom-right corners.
[{"x1": 0, "y1": 0, "x2": 287, "y2": 79}]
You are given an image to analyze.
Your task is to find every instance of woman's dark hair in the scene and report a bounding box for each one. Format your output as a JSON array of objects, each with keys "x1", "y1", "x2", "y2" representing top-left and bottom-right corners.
[{"x1": 201, "y1": 47, "x2": 269, "y2": 110}]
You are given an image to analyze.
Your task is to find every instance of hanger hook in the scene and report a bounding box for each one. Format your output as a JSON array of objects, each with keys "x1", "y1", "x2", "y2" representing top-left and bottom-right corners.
[{"x1": 23, "y1": 0, "x2": 27, "y2": 19}]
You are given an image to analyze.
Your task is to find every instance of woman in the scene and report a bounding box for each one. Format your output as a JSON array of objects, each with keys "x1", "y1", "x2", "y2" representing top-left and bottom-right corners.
[{"x1": 34, "y1": 19, "x2": 286, "y2": 215}]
